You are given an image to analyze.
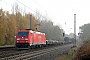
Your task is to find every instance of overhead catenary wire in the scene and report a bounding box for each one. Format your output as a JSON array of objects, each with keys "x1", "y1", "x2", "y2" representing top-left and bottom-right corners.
[
  {"x1": 1, "y1": 0, "x2": 37, "y2": 15},
  {"x1": 0, "y1": 0, "x2": 48, "y2": 22},
  {"x1": 32, "y1": 0, "x2": 47, "y2": 14},
  {"x1": 1, "y1": 0, "x2": 12, "y2": 7},
  {"x1": 16, "y1": 0, "x2": 36, "y2": 13},
  {"x1": 32, "y1": 0, "x2": 60, "y2": 24},
  {"x1": 16, "y1": 0, "x2": 51, "y2": 20},
  {"x1": 1, "y1": 0, "x2": 58, "y2": 23}
]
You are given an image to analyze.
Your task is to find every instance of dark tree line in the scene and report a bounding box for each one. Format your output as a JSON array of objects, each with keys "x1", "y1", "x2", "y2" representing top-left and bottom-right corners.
[
  {"x1": 40, "y1": 20, "x2": 63, "y2": 40},
  {"x1": 79, "y1": 23, "x2": 90, "y2": 41}
]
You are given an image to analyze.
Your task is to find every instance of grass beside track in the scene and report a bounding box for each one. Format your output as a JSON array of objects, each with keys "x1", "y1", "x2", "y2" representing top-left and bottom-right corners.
[
  {"x1": 55, "y1": 46, "x2": 79, "y2": 60},
  {"x1": 0, "y1": 45, "x2": 14, "y2": 48}
]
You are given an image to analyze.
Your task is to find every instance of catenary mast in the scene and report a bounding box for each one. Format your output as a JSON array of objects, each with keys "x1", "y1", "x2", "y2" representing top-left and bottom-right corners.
[{"x1": 74, "y1": 14, "x2": 76, "y2": 46}]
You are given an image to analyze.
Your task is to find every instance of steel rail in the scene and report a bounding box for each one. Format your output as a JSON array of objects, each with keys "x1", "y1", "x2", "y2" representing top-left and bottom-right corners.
[{"x1": 0, "y1": 44, "x2": 72, "y2": 60}]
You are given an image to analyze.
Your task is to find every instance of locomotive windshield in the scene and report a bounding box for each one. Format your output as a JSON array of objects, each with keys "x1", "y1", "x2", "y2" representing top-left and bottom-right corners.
[{"x1": 18, "y1": 32, "x2": 28, "y2": 36}]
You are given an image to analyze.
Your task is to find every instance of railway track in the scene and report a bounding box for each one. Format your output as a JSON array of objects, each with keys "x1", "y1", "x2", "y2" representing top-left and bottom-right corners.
[
  {"x1": 0, "y1": 44, "x2": 62, "y2": 58},
  {"x1": 0, "y1": 47, "x2": 43, "y2": 58},
  {"x1": 0, "y1": 49, "x2": 29, "y2": 58},
  {"x1": 0, "y1": 46, "x2": 15, "y2": 51},
  {"x1": 0, "y1": 44, "x2": 72, "y2": 60}
]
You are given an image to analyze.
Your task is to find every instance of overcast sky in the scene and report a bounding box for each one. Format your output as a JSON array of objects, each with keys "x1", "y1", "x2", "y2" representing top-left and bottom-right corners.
[{"x1": 0, "y1": 0, "x2": 90, "y2": 35}]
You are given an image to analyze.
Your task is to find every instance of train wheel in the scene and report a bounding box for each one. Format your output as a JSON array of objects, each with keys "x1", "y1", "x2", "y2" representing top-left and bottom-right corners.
[{"x1": 39, "y1": 45, "x2": 42, "y2": 48}]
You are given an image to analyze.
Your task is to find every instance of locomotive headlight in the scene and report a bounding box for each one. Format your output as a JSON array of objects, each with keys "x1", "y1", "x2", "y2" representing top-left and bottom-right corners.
[
  {"x1": 25, "y1": 38, "x2": 28, "y2": 40},
  {"x1": 17, "y1": 38, "x2": 20, "y2": 40},
  {"x1": 26, "y1": 41, "x2": 28, "y2": 43},
  {"x1": 17, "y1": 41, "x2": 19, "y2": 43}
]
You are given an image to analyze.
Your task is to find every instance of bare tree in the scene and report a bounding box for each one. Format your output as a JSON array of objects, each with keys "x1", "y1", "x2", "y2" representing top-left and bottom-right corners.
[{"x1": 35, "y1": 10, "x2": 42, "y2": 21}]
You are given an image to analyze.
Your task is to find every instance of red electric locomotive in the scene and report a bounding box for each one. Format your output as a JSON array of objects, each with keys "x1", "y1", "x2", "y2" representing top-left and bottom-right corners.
[{"x1": 15, "y1": 29, "x2": 46, "y2": 49}]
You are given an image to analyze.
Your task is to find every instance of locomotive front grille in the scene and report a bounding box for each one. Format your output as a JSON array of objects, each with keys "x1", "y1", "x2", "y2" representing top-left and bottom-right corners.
[{"x1": 16, "y1": 43, "x2": 29, "y2": 48}]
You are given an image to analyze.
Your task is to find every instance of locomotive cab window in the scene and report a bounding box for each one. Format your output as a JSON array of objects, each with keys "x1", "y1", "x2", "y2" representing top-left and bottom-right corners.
[{"x1": 18, "y1": 32, "x2": 28, "y2": 36}]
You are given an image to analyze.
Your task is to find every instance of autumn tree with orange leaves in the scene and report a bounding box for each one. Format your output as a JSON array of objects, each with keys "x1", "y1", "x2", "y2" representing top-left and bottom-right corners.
[{"x1": 0, "y1": 8, "x2": 40, "y2": 46}]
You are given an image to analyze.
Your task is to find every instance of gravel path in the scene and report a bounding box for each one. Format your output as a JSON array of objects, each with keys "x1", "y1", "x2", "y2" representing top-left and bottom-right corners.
[{"x1": 30, "y1": 44, "x2": 73, "y2": 60}]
